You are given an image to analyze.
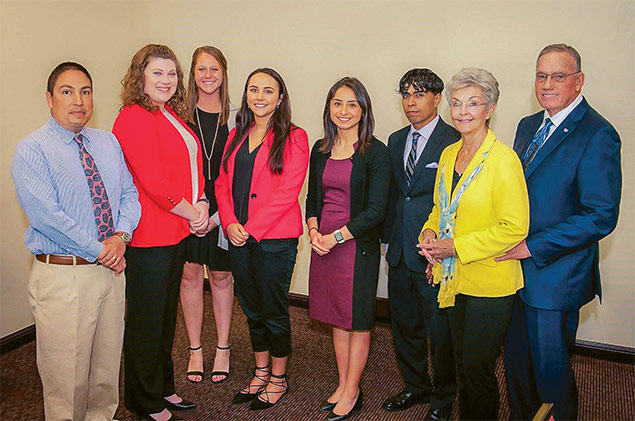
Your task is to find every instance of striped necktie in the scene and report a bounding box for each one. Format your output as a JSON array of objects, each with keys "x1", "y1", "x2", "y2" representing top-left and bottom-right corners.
[
  {"x1": 74, "y1": 134, "x2": 115, "y2": 241},
  {"x1": 521, "y1": 118, "x2": 553, "y2": 169},
  {"x1": 406, "y1": 131, "x2": 420, "y2": 186}
]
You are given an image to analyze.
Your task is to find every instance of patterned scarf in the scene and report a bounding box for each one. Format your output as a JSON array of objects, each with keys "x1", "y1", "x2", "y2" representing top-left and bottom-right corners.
[{"x1": 432, "y1": 150, "x2": 489, "y2": 308}]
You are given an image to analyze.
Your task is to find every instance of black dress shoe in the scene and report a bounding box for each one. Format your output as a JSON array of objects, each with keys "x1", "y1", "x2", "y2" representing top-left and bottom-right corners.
[
  {"x1": 426, "y1": 406, "x2": 452, "y2": 421},
  {"x1": 139, "y1": 413, "x2": 185, "y2": 420},
  {"x1": 327, "y1": 389, "x2": 363, "y2": 421},
  {"x1": 164, "y1": 398, "x2": 196, "y2": 411},
  {"x1": 320, "y1": 399, "x2": 337, "y2": 411},
  {"x1": 382, "y1": 390, "x2": 430, "y2": 411}
]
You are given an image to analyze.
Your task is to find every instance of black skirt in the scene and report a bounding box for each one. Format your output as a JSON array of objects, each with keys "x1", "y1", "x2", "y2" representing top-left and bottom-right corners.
[{"x1": 184, "y1": 226, "x2": 231, "y2": 272}]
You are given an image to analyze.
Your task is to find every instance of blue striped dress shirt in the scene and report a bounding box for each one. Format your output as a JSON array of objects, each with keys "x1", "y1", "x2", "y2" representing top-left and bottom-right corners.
[{"x1": 10, "y1": 117, "x2": 141, "y2": 261}]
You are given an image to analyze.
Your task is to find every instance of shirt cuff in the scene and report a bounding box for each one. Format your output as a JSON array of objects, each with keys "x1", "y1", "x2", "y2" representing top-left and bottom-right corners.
[
  {"x1": 211, "y1": 211, "x2": 221, "y2": 227},
  {"x1": 85, "y1": 239, "x2": 105, "y2": 262}
]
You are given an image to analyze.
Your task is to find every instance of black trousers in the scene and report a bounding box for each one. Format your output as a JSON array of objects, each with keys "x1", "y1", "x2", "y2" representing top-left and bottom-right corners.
[
  {"x1": 504, "y1": 295, "x2": 579, "y2": 420},
  {"x1": 229, "y1": 238, "x2": 298, "y2": 358},
  {"x1": 447, "y1": 293, "x2": 514, "y2": 420},
  {"x1": 123, "y1": 241, "x2": 186, "y2": 414},
  {"x1": 387, "y1": 260, "x2": 456, "y2": 411}
]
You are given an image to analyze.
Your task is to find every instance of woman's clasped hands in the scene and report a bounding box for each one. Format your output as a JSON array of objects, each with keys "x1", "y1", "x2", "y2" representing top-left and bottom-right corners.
[
  {"x1": 417, "y1": 229, "x2": 456, "y2": 285},
  {"x1": 309, "y1": 229, "x2": 337, "y2": 256},
  {"x1": 189, "y1": 201, "x2": 210, "y2": 237}
]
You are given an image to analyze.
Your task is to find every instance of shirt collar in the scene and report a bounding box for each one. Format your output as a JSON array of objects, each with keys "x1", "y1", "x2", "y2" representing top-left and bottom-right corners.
[
  {"x1": 409, "y1": 115, "x2": 440, "y2": 140},
  {"x1": 47, "y1": 116, "x2": 89, "y2": 144},
  {"x1": 543, "y1": 94, "x2": 583, "y2": 127}
]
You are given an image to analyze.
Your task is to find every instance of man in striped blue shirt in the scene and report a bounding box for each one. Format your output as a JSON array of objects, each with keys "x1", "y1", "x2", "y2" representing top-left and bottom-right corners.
[{"x1": 10, "y1": 62, "x2": 141, "y2": 421}]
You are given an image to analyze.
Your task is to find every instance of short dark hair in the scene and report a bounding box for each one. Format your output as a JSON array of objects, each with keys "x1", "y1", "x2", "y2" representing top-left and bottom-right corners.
[
  {"x1": 47, "y1": 62, "x2": 92, "y2": 95},
  {"x1": 398, "y1": 68, "x2": 444, "y2": 95}
]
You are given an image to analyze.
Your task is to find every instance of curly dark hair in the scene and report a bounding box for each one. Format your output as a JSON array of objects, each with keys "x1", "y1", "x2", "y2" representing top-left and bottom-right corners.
[{"x1": 120, "y1": 44, "x2": 188, "y2": 120}]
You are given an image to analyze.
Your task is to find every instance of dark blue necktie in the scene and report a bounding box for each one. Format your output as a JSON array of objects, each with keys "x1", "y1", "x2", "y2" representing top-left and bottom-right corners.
[
  {"x1": 522, "y1": 118, "x2": 553, "y2": 169},
  {"x1": 406, "y1": 132, "x2": 420, "y2": 186}
]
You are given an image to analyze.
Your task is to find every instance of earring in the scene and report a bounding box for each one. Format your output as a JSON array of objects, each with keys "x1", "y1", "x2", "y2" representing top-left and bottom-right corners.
[{"x1": 276, "y1": 104, "x2": 279, "y2": 109}]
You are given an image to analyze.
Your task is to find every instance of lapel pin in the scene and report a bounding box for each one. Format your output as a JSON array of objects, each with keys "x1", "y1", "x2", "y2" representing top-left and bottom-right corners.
[{"x1": 563, "y1": 128, "x2": 569, "y2": 133}]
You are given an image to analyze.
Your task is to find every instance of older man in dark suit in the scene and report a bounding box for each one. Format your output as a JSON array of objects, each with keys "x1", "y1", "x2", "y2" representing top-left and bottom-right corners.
[
  {"x1": 382, "y1": 69, "x2": 459, "y2": 421},
  {"x1": 500, "y1": 44, "x2": 622, "y2": 420}
]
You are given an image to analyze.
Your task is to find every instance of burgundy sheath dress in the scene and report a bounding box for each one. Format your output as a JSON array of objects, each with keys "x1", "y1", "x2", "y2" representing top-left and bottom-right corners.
[{"x1": 308, "y1": 157, "x2": 357, "y2": 329}]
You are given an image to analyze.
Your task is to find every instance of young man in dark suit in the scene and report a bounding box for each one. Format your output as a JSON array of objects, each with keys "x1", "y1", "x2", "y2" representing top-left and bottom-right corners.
[
  {"x1": 382, "y1": 69, "x2": 459, "y2": 421},
  {"x1": 500, "y1": 44, "x2": 622, "y2": 420}
]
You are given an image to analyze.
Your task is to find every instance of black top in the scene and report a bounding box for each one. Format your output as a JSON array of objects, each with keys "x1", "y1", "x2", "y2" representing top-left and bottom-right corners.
[
  {"x1": 187, "y1": 108, "x2": 230, "y2": 215},
  {"x1": 232, "y1": 139, "x2": 261, "y2": 225},
  {"x1": 452, "y1": 170, "x2": 461, "y2": 193}
]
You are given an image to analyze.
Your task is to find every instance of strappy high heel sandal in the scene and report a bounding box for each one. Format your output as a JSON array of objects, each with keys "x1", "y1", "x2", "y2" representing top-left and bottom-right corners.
[
  {"x1": 232, "y1": 364, "x2": 270, "y2": 404},
  {"x1": 186, "y1": 345, "x2": 203, "y2": 383},
  {"x1": 210, "y1": 345, "x2": 231, "y2": 384},
  {"x1": 250, "y1": 373, "x2": 288, "y2": 410}
]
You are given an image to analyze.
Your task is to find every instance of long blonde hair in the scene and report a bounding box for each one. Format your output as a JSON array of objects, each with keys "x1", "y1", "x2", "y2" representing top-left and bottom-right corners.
[
  {"x1": 120, "y1": 44, "x2": 188, "y2": 120},
  {"x1": 186, "y1": 46, "x2": 230, "y2": 125}
]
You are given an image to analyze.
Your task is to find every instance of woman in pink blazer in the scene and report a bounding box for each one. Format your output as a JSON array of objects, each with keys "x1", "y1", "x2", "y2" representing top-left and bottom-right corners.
[{"x1": 215, "y1": 68, "x2": 309, "y2": 411}]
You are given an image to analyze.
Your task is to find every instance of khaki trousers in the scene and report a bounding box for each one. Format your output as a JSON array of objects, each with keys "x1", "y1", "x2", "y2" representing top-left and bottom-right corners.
[{"x1": 28, "y1": 258, "x2": 125, "y2": 421}]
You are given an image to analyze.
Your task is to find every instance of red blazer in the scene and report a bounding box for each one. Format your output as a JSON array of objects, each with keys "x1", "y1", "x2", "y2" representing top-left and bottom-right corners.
[
  {"x1": 215, "y1": 126, "x2": 309, "y2": 241},
  {"x1": 113, "y1": 104, "x2": 205, "y2": 247}
]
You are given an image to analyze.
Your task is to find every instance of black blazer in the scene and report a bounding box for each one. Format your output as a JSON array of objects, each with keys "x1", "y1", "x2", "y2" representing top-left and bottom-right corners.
[
  {"x1": 383, "y1": 118, "x2": 460, "y2": 272},
  {"x1": 305, "y1": 137, "x2": 391, "y2": 256}
]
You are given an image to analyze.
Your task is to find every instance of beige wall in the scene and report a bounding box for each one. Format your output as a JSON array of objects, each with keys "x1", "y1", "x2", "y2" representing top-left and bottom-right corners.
[{"x1": 2, "y1": 1, "x2": 633, "y2": 347}]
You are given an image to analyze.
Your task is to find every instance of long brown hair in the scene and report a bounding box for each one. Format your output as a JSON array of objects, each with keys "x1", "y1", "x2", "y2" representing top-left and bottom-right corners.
[
  {"x1": 320, "y1": 77, "x2": 375, "y2": 154},
  {"x1": 222, "y1": 68, "x2": 293, "y2": 175},
  {"x1": 120, "y1": 44, "x2": 188, "y2": 120},
  {"x1": 186, "y1": 46, "x2": 230, "y2": 125}
]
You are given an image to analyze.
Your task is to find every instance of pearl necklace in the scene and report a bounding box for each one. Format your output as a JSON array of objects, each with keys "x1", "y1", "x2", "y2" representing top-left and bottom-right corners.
[{"x1": 195, "y1": 107, "x2": 220, "y2": 180}]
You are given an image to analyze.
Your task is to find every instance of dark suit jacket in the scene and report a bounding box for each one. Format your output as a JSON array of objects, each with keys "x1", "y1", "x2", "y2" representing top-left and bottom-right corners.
[
  {"x1": 514, "y1": 97, "x2": 621, "y2": 311},
  {"x1": 384, "y1": 118, "x2": 460, "y2": 272}
]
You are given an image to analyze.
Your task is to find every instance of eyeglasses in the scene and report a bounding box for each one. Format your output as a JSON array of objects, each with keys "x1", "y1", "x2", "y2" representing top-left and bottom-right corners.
[
  {"x1": 450, "y1": 101, "x2": 486, "y2": 109},
  {"x1": 535, "y1": 72, "x2": 580, "y2": 83}
]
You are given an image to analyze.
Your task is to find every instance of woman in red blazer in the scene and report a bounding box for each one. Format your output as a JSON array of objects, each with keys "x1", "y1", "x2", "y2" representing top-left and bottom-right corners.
[
  {"x1": 215, "y1": 68, "x2": 309, "y2": 410},
  {"x1": 113, "y1": 44, "x2": 207, "y2": 421}
]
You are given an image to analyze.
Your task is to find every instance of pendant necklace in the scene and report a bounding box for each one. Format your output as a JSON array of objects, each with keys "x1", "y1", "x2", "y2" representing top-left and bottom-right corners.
[{"x1": 195, "y1": 107, "x2": 220, "y2": 180}]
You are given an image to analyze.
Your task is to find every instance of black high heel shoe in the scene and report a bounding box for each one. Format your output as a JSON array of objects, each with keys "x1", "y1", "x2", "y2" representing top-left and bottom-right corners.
[
  {"x1": 164, "y1": 397, "x2": 196, "y2": 411},
  {"x1": 320, "y1": 399, "x2": 337, "y2": 411},
  {"x1": 138, "y1": 412, "x2": 185, "y2": 420},
  {"x1": 327, "y1": 389, "x2": 363, "y2": 421},
  {"x1": 232, "y1": 364, "x2": 271, "y2": 404},
  {"x1": 250, "y1": 373, "x2": 288, "y2": 410},
  {"x1": 186, "y1": 344, "x2": 203, "y2": 383},
  {"x1": 211, "y1": 345, "x2": 231, "y2": 384}
]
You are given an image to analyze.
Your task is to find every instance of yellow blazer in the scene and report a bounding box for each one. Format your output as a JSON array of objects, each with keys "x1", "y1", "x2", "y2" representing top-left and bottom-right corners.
[{"x1": 421, "y1": 129, "x2": 529, "y2": 298}]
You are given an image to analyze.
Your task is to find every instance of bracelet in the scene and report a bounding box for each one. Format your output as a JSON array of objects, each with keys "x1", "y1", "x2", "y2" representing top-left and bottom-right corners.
[
  {"x1": 308, "y1": 227, "x2": 318, "y2": 235},
  {"x1": 197, "y1": 197, "x2": 210, "y2": 204}
]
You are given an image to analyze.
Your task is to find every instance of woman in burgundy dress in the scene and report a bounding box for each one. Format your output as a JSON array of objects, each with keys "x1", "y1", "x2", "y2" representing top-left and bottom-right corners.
[{"x1": 306, "y1": 77, "x2": 391, "y2": 421}]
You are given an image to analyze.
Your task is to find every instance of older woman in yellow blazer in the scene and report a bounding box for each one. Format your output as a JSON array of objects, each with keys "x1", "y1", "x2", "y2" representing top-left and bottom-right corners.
[{"x1": 418, "y1": 68, "x2": 529, "y2": 420}]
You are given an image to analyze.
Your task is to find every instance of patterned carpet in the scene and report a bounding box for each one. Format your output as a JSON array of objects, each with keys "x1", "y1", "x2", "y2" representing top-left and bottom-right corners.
[{"x1": 1, "y1": 294, "x2": 634, "y2": 420}]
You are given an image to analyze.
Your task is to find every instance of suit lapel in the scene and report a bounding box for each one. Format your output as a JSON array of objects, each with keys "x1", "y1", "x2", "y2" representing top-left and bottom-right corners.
[
  {"x1": 525, "y1": 99, "x2": 589, "y2": 178},
  {"x1": 407, "y1": 120, "x2": 448, "y2": 191},
  {"x1": 250, "y1": 130, "x2": 274, "y2": 186},
  {"x1": 391, "y1": 127, "x2": 409, "y2": 195},
  {"x1": 515, "y1": 113, "x2": 543, "y2": 157}
]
